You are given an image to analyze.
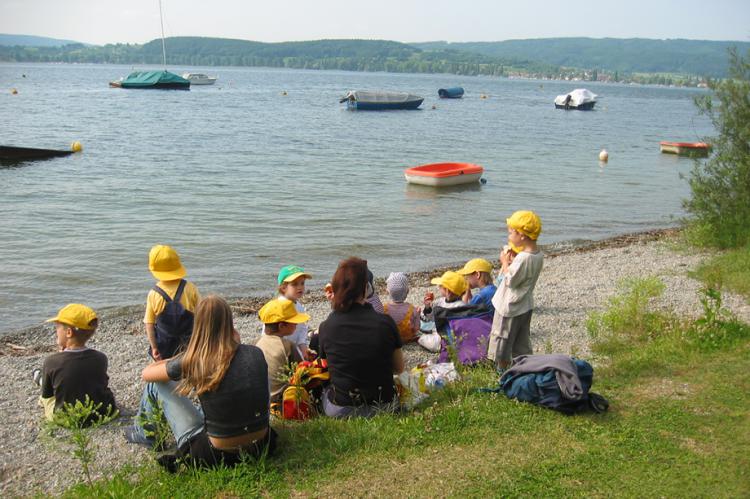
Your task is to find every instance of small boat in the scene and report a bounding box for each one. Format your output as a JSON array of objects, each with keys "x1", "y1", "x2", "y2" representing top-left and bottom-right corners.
[
  {"x1": 404, "y1": 162, "x2": 484, "y2": 187},
  {"x1": 554, "y1": 88, "x2": 597, "y2": 110},
  {"x1": 182, "y1": 73, "x2": 217, "y2": 85},
  {"x1": 109, "y1": 70, "x2": 190, "y2": 90},
  {"x1": 0, "y1": 145, "x2": 75, "y2": 161},
  {"x1": 438, "y1": 87, "x2": 464, "y2": 99},
  {"x1": 340, "y1": 90, "x2": 424, "y2": 110},
  {"x1": 659, "y1": 141, "x2": 711, "y2": 157}
]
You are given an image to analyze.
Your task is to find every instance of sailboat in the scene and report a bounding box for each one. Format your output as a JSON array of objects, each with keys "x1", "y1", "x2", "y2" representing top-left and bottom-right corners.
[{"x1": 109, "y1": 0, "x2": 189, "y2": 90}]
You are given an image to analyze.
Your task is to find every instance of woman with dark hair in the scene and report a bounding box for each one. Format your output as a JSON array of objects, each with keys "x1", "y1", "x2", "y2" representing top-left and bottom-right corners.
[
  {"x1": 125, "y1": 295, "x2": 275, "y2": 469},
  {"x1": 318, "y1": 257, "x2": 405, "y2": 418}
]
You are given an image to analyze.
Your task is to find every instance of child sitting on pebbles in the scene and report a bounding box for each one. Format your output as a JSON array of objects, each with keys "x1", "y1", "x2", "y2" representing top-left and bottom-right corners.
[
  {"x1": 383, "y1": 272, "x2": 420, "y2": 343},
  {"x1": 420, "y1": 270, "x2": 468, "y2": 324},
  {"x1": 33, "y1": 304, "x2": 117, "y2": 423},
  {"x1": 456, "y1": 258, "x2": 497, "y2": 313},
  {"x1": 256, "y1": 298, "x2": 308, "y2": 404}
]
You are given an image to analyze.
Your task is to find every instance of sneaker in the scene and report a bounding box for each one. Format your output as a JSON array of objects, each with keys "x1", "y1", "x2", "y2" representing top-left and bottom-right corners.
[
  {"x1": 124, "y1": 425, "x2": 155, "y2": 448},
  {"x1": 32, "y1": 368, "x2": 42, "y2": 387}
]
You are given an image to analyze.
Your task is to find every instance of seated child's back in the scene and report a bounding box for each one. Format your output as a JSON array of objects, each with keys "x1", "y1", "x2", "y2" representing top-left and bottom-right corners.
[
  {"x1": 257, "y1": 299, "x2": 307, "y2": 403},
  {"x1": 383, "y1": 272, "x2": 419, "y2": 342},
  {"x1": 40, "y1": 304, "x2": 116, "y2": 421}
]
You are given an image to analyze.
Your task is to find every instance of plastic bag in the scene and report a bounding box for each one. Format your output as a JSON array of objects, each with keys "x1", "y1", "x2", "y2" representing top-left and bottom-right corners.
[
  {"x1": 418, "y1": 331, "x2": 442, "y2": 352},
  {"x1": 394, "y1": 362, "x2": 460, "y2": 409}
]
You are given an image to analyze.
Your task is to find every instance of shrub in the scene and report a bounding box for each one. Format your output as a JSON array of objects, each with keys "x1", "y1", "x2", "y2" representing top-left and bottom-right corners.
[{"x1": 685, "y1": 48, "x2": 750, "y2": 248}]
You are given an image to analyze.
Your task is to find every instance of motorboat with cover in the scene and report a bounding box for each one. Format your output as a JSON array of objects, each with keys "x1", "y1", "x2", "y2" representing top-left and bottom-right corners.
[
  {"x1": 340, "y1": 90, "x2": 424, "y2": 110},
  {"x1": 554, "y1": 88, "x2": 597, "y2": 110},
  {"x1": 109, "y1": 70, "x2": 190, "y2": 90},
  {"x1": 404, "y1": 162, "x2": 484, "y2": 186},
  {"x1": 182, "y1": 73, "x2": 217, "y2": 85}
]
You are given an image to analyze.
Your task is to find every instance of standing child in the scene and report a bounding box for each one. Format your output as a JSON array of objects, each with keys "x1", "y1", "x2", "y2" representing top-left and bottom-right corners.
[
  {"x1": 383, "y1": 272, "x2": 420, "y2": 343},
  {"x1": 275, "y1": 265, "x2": 312, "y2": 359},
  {"x1": 144, "y1": 245, "x2": 201, "y2": 360},
  {"x1": 35, "y1": 304, "x2": 117, "y2": 422},
  {"x1": 256, "y1": 298, "x2": 308, "y2": 403},
  {"x1": 420, "y1": 270, "x2": 468, "y2": 323},
  {"x1": 456, "y1": 258, "x2": 497, "y2": 313},
  {"x1": 487, "y1": 211, "x2": 544, "y2": 370}
]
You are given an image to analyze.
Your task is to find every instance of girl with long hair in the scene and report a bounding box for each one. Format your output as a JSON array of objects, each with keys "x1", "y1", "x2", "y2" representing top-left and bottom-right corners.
[
  {"x1": 318, "y1": 257, "x2": 405, "y2": 418},
  {"x1": 125, "y1": 295, "x2": 274, "y2": 468}
]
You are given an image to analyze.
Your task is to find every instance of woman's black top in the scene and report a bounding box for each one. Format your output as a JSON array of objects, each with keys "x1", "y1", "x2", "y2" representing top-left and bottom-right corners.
[
  {"x1": 319, "y1": 302, "x2": 402, "y2": 406},
  {"x1": 167, "y1": 344, "x2": 269, "y2": 438}
]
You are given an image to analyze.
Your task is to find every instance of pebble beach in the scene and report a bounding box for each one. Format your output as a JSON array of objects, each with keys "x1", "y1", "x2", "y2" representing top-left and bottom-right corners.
[{"x1": 1, "y1": 230, "x2": 748, "y2": 496}]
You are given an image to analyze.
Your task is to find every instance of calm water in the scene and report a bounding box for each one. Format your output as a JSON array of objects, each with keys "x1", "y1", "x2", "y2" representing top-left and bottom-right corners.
[{"x1": 0, "y1": 63, "x2": 712, "y2": 333}]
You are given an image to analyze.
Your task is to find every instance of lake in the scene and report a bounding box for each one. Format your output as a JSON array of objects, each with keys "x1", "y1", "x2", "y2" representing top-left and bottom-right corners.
[{"x1": 0, "y1": 63, "x2": 713, "y2": 333}]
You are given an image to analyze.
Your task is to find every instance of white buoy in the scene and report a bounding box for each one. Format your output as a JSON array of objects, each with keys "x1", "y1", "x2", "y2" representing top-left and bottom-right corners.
[{"x1": 599, "y1": 149, "x2": 609, "y2": 162}]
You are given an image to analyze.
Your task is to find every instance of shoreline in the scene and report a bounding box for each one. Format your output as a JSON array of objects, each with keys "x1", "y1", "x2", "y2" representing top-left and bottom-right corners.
[
  {"x1": 1, "y1": 228, "x2": 678, "y2": 342},
  {"x1": 4, "y1": 227, "x2": 750, "y2": 495}
]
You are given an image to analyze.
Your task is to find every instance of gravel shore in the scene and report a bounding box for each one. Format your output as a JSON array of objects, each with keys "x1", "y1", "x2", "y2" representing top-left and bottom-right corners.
[{"x1": 1, "y1": 230, "x2": 748, "y2": 496}]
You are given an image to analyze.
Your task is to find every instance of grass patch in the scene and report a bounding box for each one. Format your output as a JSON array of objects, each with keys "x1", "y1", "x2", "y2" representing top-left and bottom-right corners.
[
  {"x1": 58, "y1": 275, "x2": 750, "y2": 498},
  {"x1": 691, "y1": 245, "x2": 750, "y2": 301}
]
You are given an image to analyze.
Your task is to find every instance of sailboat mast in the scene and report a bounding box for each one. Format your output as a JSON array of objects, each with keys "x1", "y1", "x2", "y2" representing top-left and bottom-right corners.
[{"x1": 159, "y1": 0, "x2": 167, "y2": 69}]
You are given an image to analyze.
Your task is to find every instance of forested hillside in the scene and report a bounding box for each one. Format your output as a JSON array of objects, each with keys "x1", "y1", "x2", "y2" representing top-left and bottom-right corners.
[
  {"x1": 414, "y1": 38, "x2": 750, "y2": 77},
  {"x1": 1, "y1": 35, "x2": 742, "y2": 83}
]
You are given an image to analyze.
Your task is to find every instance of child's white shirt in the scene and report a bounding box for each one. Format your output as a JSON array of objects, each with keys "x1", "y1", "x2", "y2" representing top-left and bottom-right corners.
[{"x1": 491, "y1": 250, "x2": 544, "y2": 317}]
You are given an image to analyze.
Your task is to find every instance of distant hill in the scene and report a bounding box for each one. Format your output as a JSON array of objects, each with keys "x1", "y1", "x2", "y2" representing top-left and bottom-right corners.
[
  {"x1": 0, "y1": 35, "x2": 742, "y2": 82},
  {"x1": 0, "y1": 36, "x2": 552, "y2": 77},
  {"x1": 413, "y1": 38, "x2": 750, "y2": 77},
  {"x1": 0, "y1": 33, "x2": 82, "y2": 47}
]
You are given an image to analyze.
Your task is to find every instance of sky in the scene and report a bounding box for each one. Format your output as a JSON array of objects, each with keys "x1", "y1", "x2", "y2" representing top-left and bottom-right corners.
[{"x1": 2, "y1": 0, "x2": 749, "y2": 46}]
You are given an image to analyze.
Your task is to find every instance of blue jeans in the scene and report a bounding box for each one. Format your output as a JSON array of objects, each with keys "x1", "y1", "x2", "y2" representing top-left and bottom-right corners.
[
  {"x1": 322, "y1": 387, "x2": 399, "y2": 418},
  {"x1": 135, "y1": 380, "x2": 205, "y2": 449}
]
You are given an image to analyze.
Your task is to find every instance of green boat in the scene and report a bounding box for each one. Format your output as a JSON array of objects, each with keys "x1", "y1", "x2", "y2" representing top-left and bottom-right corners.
[{"x1": 109, "y1": 70, "x2": 190, "y2": 90}]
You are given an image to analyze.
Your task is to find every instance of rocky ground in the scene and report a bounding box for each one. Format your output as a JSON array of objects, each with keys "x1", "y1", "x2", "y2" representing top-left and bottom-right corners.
[{"x1": 1, "y1": 230, "x2": 747, "y2": 496}]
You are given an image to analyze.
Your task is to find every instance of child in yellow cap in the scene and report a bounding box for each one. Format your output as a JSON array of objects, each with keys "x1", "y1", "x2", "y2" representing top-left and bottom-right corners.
[
  {"x1": 256, "y1": 299, "x2": 309, "y2": 403},
  {"x1": 144, "y1": 245, "x2": 201, "y2": 360},
  {"x1": 488, "y1": 210, "x2": 544, "y2": 370},
  {"x1": 420, "y1": 270, "x2": 468, "y2": 325},
  {"x1": 34, "y1": 304, "x2": 117, "y2": 422},
  {"x1": 456, "y1": 258, "x2": 497, "y2": 313}
]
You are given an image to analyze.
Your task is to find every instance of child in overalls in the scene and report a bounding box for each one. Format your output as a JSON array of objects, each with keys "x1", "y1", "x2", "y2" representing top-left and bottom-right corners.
[
  {"x1": 143, "y1": 245, "x2": 201, "y2": 360},
  {"x1": 383, "y1": 272, "x2": 419, "y2": 343}
]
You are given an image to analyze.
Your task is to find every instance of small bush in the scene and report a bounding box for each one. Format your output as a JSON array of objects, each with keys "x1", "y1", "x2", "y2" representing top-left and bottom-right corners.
[
  {"x1": 46, "y1": 396, "x2": 118, "y2": 486},
  {"x1": 587, "y1": 277, "x2": 672, "y2": 350}
]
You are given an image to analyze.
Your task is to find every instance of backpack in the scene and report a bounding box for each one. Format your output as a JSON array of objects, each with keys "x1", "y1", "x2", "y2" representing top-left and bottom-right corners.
[
  {"x1": 500, "y1": 358, "x2": 609, "y2": 415},
  {"x1": 152, "y1": 279, "x2": 194, "y2": 358}
]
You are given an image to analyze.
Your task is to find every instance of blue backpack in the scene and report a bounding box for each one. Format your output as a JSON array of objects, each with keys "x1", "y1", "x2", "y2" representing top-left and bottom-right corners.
[
  {"x1": 152, "y1": 279, "x2": 194, "y2": 359},
  {"x1": 499, "y1": 359, "x2": 608, "y2": 415}
]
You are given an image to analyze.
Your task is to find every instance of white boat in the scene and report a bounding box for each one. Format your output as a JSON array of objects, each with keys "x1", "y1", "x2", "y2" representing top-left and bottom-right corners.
[
  {"x1": 182, "y1": 73, "x2": 217, "y2": 85},
  {"x1": 554, "y1": 88, "x2": 597, "y2": 110}
]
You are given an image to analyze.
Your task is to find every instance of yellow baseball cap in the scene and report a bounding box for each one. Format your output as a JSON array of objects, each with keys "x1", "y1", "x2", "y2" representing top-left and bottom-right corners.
[
  {"x1": 258, "y1": 299, "x2": 310, "y2": 324},
  {"x1": 506, "y1": 210, "x2": 542, "y2": 240},
  {"x1": 149, "y1": 245, "x2": 187, "y2": 281},
  {"x1": 430, "y1": 271, "x2": 467, "y2": 296},
  {"x1": 277, "y1": 265, "x2": 312, "y2": 285},
  {"x1": 456, "y1": 258, "x2": 493, "y2": 275},
  {"x1": 46, "y1": 303, "x2": 98, "y2": 330}
]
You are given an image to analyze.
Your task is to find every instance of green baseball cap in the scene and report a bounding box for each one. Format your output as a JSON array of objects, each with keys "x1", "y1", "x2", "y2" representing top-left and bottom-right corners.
[{"x1": 277, "y1": 265, "x2": 312, "y2": 285}]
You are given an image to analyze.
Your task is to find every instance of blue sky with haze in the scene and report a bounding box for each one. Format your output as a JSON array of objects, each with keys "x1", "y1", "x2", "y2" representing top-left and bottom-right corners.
[{"x1": 3, "y1": 0, "x2": 749, "y2": 45}]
